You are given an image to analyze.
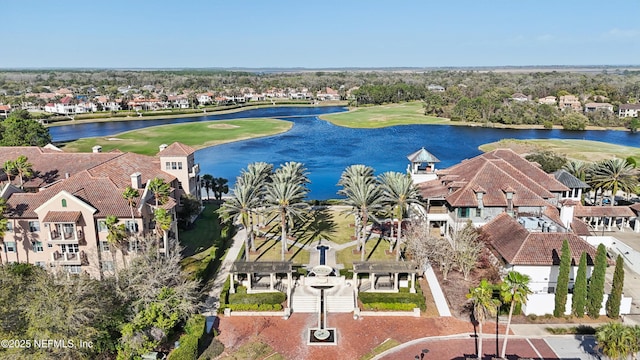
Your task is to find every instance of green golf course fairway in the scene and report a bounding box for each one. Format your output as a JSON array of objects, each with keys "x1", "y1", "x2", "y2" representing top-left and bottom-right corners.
[{"x1": 62, "y1": 118, "x2": 293, "y2": 155}]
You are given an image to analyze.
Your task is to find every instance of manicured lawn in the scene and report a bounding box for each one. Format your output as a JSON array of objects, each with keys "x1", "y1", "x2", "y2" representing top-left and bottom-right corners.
[
  {"x1": 479, "y1": 138, "x2": 640, "y2": 163},
  {"x1": 62, "y1": 118, "x2": 293, "y2": 155},
  {"x1": 219, "y1": 339, "x2": 284, "y2": 360},
  {"x1": 249, "y1": 238, "x2": 310, "y2": 264},
  {"x1": 336, "y1": 236, "x2": 396, "y2": 269},
  {"x1": 179, "y1": 202, "x2": 221, "y2": 257},
  {"x1": 319, "y1": 101, "x2": 448, "y2": 128},
  {"x1": 360, "y1": 338, "x2": 401, "y2": 360}
]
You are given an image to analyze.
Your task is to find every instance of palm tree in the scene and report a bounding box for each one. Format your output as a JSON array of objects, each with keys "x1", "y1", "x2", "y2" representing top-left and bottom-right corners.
[
  {"x1": 563, "y1": 160, "x2": 590, "y2": 182},
  {"x1": 467, "y1": 279, "x2": 500, "y2": 360},
  {"x1": 105, "y1": 215, "x2": 127, "y2": 280},
  {"x1": 337, "y1": 165, "x2": 383, "y2": 261},
  {"x1": 264, "y1": 162, "x2": 309, "y2": 261},
  {"x1": 3, "y1": 160, "x2": 16, "y2": 185},
  {"x1": 13, "y1": 155, "x2": 33, "y2": 188},
  {"x1": 213, "y1": 177, "x2": 229, "y2": 200},
  {"x1": 500, "y1": 271, "x2": 532, "y2": 359},
  {"x1": 379, "y1": 171, "x2": 422, "y2": 260},
  {"x1": 591, "y1": 158, "x2": 639, "y2": 206},
  {"x1": 154, "y1": 208, "x2": 173, "y2": 253},
  {"x1": 240, "y1": 162, "x2": 273, "y2": 246},
  {"x1": 0, "y1": 199, "x2": 9, "y2": 265},
  {"x1": 200, "y1": 174, "x2": 214, "y2": 200},
  {"x1": 148, "y1": 177, "x2": 170, "y2": 207},
  {"x1": 596, "y1": 322, "x2": 635, "y2": 360},
  {"x1": 122, "y1": 186, "x2": 139, "y2": 222},
  {"x1": 219, "y1": 178, "x2": 260, "y2": 260}
]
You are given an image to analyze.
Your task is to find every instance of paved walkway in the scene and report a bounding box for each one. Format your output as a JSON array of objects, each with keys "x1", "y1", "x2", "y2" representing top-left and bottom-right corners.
[{"x1": 201, "y1": 227, "x2": 246, "y2": 316}]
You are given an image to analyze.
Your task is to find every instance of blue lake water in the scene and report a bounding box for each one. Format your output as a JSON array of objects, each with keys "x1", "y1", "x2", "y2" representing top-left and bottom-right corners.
[{"x1": 49, "y1": 106, "x2": 640, "y2": 200}]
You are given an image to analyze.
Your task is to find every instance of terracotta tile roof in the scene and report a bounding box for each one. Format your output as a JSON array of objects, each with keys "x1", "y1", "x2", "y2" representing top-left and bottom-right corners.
[
  {"x1": 573, "y1": 205, "x2": 635, "y2": 217},
  {"x1": 87, "y1": 152, "x2": 175, "y2": 188},
  {"x1": 630, "y1": 203, "x2": 640, "y2": 213},
  {"x1": 42, "y1": 211, "x2": 82, "y2": 223},
  {"x1": 571, "y1": 218, "x2": 593, "y2": 236},
  {"x1": 483, "y1": 212, "x2": 597, "y2": 266},
  {"x1": 0, "y1": 147, "x2": 121, "y2": 188},
  {"x1": 0, "y1": 105, "x2": 11, "y2": 111},
  {"x1": 481, "y1": 149, "x2": 568, "y2": 192},
  {"x1": 157, "y1": 142, "x2": 196, "y2": 156}
]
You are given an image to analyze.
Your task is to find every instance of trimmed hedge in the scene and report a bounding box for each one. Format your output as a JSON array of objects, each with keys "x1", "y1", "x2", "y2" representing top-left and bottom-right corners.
[
  {"x1": 218, "y1": 277, "x2": 231, "y2": 314},
  {"x1": 229, "y1": 289, "x2": 286, "y2": 305},
  {"x1": 361, "y1": 302, "x2": 417, "y2": 311},
  {"x1": 359, "y1": 291, "x2": 426, "y2": 311},
  {"x1": 169, "y1": 315, "x2": 206, "y2": 360},
  {"x1": 227, "y1": 303, "x2": 283, "y2": 311}
]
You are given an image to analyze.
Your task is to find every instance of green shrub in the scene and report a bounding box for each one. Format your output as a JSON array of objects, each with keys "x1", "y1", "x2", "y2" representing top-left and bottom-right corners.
[
  {"x1": 359, "y1": 292, "x2": 426, "y2": 311},
  {"x1": 229, "y1": 291, "x2": 286, "y2": 305},
  {"x1": 543, "y1": 120, "x2": 553, "y2": 129},
  {"x1": 526, "y1": 314, "x2": 538, "y2": 321},
  {"x1": 169, "y1": 315, "x2": 206, "y2": 360},
  {"x1": 361, "y1": 302, "x2": 417, "y2": 311},
  {"x1": 227, "y1": 303, "x2": 283, "y2": 311},
  {"x1": 218, "y1": 277, "x2": 231, "y2": 313},
  {"x1": 198, "y1": 338, "x2": 224, "y2": 360}
]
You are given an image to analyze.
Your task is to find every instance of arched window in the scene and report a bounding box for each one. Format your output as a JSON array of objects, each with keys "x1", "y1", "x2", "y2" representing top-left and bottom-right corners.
[{"x1": 61, "y1": 199, "x2": 67, "y2": 207}]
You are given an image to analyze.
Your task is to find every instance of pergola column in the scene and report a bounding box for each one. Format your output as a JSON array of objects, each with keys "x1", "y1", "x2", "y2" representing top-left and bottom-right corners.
[
  {"x1": 352, "y1": 271, "x2": 357, "y2": 287},
  {"x1": 410, "y1": 273, "x2": 416, "y2": 294},
  {"x1": 371, "y1": 273, "x2": 375, "y2": 290},
  {"x1": 270, "y1": 273, "x2": 275, "y2": 291},
  {"x1": 287, "y1": 272, "x2": 292, "y2": 291},
  {"x1": 229, "y1": 273, "x2": 236, "y2": 294},
  {"x1": 247, "y1": 272, "x2": 252, "y2": 291},
  {"x1": 393, "y1": 273, "x2": 399, "y2": 291}
]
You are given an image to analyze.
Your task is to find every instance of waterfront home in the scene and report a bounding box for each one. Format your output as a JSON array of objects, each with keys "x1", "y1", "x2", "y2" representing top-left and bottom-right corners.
[
  {"x1": 537, "y1": 96, "x2": 557, "y2": 105},
  {"x1": 584, "y1": 102, "x2": 614, "y2": 113},
  {"x1": 619, "y1": 103, "x2": 640, "y2": 118},
  {"x1": 0, "y1": 142, "x2": 200, "y2": 279},
  {"x1": 558, "y1": 95, "x2": 581, "y2": 111}
]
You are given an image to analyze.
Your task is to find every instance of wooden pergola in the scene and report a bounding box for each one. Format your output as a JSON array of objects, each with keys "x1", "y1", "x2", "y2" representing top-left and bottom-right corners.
[
  {"x1": 352, "y1": 261, "x2": 420, "y2": 293},
  {"x1": 230, "y1": 261, "x2": 293, "y2": 294}
]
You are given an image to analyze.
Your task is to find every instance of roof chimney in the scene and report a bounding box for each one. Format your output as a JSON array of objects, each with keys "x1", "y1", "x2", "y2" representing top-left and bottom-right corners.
[
  {"x1": 92, "y1": 145, "x2": 102, "y2": 153},
  {"x1": 130, "y1": 172, "x2": 142, "y2": 189},
  {"x1": 65, "y1": 172, "x2": 70, "y2": 179},
  {"x1": 159, "y1": 144, "x2": 168, "y2": 152}
]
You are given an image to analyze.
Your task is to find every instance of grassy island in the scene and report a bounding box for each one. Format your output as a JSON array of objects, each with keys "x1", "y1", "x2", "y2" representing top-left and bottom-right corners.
[
  {"x1": 62, "y1": 118, "x2": 293, "y2": 155},
  {"x1": 319, "y1": 102, "x2": 448, "y2": 128}
]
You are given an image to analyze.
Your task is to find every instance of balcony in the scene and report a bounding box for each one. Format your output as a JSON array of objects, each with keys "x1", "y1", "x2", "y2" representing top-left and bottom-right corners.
[
  {"x1": 51, "y1": 250, "x2": 88, "y2": 265},
  {"x1": 189, "y1": 164, "x2": 200, "y2": 178},
  {"x1": 49, "y1": 229, "x2": 84, "y2": 244}
]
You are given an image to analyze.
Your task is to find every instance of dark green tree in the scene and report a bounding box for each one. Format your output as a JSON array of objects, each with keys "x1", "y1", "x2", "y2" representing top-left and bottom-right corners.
[
  {"x1": 572, "y1": 252, "x2": 588, "y2": 317},
  {"x1": 588, "y1": 243, "x2": 608, "y2": 318},
  {"x1": 525, "y1": 150, "x2": 567, "y2": 173},
  {"x1": 554, "y1": 239, "x2": 571, "y2": 317},
  {"x1": 606, "y1": 255, "x2": 625, "y2": 319},
  {"x1": 213, "y1": 177, "x2": 229, "y2": 200},
  {"x1": 0, "y1": 111, "x2": 52, "y2": 146}
]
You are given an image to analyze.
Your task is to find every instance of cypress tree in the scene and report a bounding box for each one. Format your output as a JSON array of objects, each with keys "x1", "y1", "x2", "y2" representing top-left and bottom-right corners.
[
  {"x1": 554, "y1": 239, "x2": 571, "y2": 317},
  {"x1": 588, "y1": 244, "x2": 608, "y2": 318},
  {"x1": 606, "y1": 255, "x2": 624, "y2": 319},
  {"x1": 572, "y1": 252, "x2": 587, "y2": 317}
]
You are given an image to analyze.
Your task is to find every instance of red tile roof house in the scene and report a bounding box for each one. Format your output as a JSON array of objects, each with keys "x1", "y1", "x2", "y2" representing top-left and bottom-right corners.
[
  {"x1": 0, "y1": 142, "x2": 201, "y2": 279},
  {"x1": 0, "y1": 105, "x2": 11, "y2": 118},
  {"x1": 416, "y1": 148, "x2": 633, "y2": 315}
]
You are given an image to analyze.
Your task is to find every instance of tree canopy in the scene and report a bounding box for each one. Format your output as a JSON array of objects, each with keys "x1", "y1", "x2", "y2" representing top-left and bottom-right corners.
[{"x1": 0, "y1": 110, "x2": 52, "y2": 146}]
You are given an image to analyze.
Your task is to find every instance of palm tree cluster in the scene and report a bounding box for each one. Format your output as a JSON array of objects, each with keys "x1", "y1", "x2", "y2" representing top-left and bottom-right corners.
[
  {"x1": 596, "y1": 322, "x2": 640, "y2": 360},
  {"x1": 2, "y1": 155, "x2": 33, "y2": 188},
  {"x1": 563, "y1": 157, "x2": 639, "y2": 206},
  {"x1": 466, "y1": 272, "x2": 532, "y2": 360},
  {"x1": 338, "y1": 165, "x2": 422, "y2": 261},
  {"x1": 219, "y1": 162, "x2": 311, "y2": 261}
]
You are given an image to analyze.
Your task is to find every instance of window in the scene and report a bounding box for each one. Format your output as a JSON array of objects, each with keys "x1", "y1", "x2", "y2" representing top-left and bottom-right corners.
[
  {"x1": 128, "y1": 239, "x2": 139, "y2": 252},
  {"x1": 28, "y1": 221, "x2": 40, "y2": 232},
  {"x1": 61, "y1": 244, "x2": 79, "y2": 253},
  {"x1": 5, "y1": 241, "x2": 16, "y2": 252},
  {"x1": 101, "y1": 261, "x2": 114, "y2": 272},
  {"x1": 97, "y1": 220, "x2": 108, "y2": 232},
  {"x1": 32, "y1": 241, "x2": 43, "y2": 253},
  {"x1": 100, "y1": 241, "x2": 110, "y2": 252},
  {"x1": 35, "y1": 261, "x2": 46, "y2": 268},
  {"x1": 65, "y1": 265, "x2": 82, "y2": 274},
  {"x1": 457, "y1": 208, "x2": 469, "y2": 218},
  {"x1": 475, "y1": 208, "x2": 482, "y2": 217},
  {"x1": 171, "y1": 162, "x2": 177, "y2": 170},
  {"x1": 177, "y1": 162, "x2": 183, "y2": 170},
  {"x1": 61, "y1": 199, "x2": 67, "y2": 207},
  {"x1": 125, "y1": 220, "x2": 138, "y2": 233},
  {"x1": 165, "y1": 162, "x2": 171, "y2": 170},
  {"x1": 6, "y1": 222, "x2": 12, "y2": 232}
]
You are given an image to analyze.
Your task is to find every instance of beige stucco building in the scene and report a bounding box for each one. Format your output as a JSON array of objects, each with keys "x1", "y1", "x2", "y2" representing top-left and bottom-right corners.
[{"x1": 0, "y1": 142, "x2": 200, "y2": 279}]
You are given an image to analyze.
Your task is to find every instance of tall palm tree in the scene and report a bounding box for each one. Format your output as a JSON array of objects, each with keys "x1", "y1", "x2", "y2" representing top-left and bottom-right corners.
[
  {"x1": 200, "y1": 174, "x2": 214, "y2": 200},
  {"x1": 148, "y1": 177, "x2": 170, "y2": 207},
  {"x1": 596, "y1": 322, "x2": 635, "y2": 360},
  {"x1": 239, "y1": 162, "x2": 274, "y2": 247},
  {"x1": 13, "y1": 155, "x2": 33, "y2": 188},
  {"x1": 591, "y1": 158, "x2": 639, "y2": 206},
  {"x1": 0, "y1": 199, "x2": 8, "y2": 265},
  {"x1": 219, "y1": 178, "x2": 260, "y2": 260},
  {"x1": 467, "y1": 279, "x2": 500, "y2": 360},
  {"x1": 153, "y1": 208, "x2": 173, "y2": 253},
  {"x1": 500, "y1": 271, "x2": 532, "y2": 359},
  {"x1": 3, "y1": 160, "x2": 16, "y2": 185},
  {"x1": 337, "y1": 165, "x2": 383, "y2": 261},
  {"x1": 563, "y1": 160, "x2": 589, "y2": 182},
  {"x1": 213, "y1": 177, "x2": 229, "y2": 200},
  {"x1": 105, "y1": 215, "x2": 127, "y2": 280},
  {"x1": 379, "y1": 171, "x2": 422, "y2": 260},
  {"x1": 264, "y1": 162, "x2": 309, "y2": 261},
  {"x1": 122, "y1": 186, "x2": 139, "y2": 222}
]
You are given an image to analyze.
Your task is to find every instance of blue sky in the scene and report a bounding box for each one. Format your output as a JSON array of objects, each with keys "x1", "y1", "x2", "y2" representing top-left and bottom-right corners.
[{"x1": 3, "y1": 0, "x2": 640, "y2": 68}]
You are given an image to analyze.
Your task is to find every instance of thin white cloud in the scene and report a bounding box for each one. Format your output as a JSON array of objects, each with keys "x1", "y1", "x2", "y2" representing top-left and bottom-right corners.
[{"x1": 603, "y1": 28, "x2": 640, "y2": 39}]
